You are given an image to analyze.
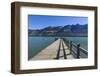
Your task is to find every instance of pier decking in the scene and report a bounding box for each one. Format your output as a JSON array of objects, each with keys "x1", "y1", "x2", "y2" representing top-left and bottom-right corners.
[{"x1": 30, "y1": 38, "x2": 74, "y2": 60}]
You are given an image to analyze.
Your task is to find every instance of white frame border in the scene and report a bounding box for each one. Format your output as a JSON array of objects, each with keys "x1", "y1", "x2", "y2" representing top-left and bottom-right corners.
[{"x1": 20, "y1": 6, "x2": 95, "y2": 70}]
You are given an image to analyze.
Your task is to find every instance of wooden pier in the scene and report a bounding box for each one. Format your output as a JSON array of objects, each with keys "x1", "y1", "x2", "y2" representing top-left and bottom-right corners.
[{"x1": 30, "y1": 38, "x2": 88, "y2": 60}]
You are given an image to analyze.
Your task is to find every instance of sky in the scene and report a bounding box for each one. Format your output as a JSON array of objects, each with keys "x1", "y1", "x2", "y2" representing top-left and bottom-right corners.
[{"x1": 28, "y1": 15, "x2": 88, "y2": 29}]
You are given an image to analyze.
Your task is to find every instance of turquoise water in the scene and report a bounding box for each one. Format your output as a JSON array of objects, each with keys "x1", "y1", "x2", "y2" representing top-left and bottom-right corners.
[
  {"x1": 28, "y1": 37, "x2": 56, "y2": 59},
  {"x1": 64, "y1": 37, "x2": 88, "y2": 50},
  {"x1": 28, "y1": 37, "x2": 87, "y2": 59}
]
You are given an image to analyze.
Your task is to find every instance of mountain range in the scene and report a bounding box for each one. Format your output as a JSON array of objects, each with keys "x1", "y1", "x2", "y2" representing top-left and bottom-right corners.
[{"x1": 29, "y1": 24, "x2": 88, "y2": 37}]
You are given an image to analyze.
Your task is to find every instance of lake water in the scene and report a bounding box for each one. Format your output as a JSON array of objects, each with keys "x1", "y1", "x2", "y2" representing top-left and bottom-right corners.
[
  {"x1": 28, "y1": 37, "x2": 56, "y2": 59},
  {"x1": 28, "y1": 37, "x2": 88, "y2": 59},
  {"x1": 64, "y1": 37, "x2": 88, "y2": 50}
]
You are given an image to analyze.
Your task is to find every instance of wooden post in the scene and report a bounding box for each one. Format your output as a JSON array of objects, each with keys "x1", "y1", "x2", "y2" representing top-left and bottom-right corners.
[
  {"x1": 69, "y1": 41, "x2": 72, "y2": 54},
  {"x1": 77, "y1": 44, "x2": 80, "y2": 58}
]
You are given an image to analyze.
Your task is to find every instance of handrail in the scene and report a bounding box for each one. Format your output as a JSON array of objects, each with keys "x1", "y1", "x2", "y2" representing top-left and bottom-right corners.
[
  {"x1": 79, "y1": 47, "x2": 87, "y2": 55},
  {"x1": 62, "y1": 38, "x2": 88, "y2": 58}
]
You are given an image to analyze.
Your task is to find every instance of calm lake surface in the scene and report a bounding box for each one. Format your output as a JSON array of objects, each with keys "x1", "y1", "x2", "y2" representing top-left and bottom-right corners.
[
  {"x1": 28, "y1": 37, "x2": 88, "y2": 59},
  {"x1": 28, "y1": 37, "x2": 56, "y2": 59},
  {"x1": 64, "y1": 37, "x2": 88, "y2": 50}
]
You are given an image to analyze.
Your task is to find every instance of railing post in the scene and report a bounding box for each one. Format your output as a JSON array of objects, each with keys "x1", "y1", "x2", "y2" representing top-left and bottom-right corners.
[
  {"x1": 77, "y1": 44, "x2": 80, "y2": 58},
  {"x1": 69, "y1": 41, "x2": 72, "y2": 54}
]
